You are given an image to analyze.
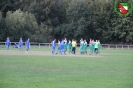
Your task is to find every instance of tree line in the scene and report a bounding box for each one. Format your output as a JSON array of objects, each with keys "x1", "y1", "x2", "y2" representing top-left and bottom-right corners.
[{"x1": 0, "y1": 0, "x2": 133, "y2": 43}]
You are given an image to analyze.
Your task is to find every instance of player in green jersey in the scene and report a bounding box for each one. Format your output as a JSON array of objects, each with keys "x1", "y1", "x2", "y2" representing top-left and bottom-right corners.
[
  {"x1": 94, "y1": 40, "x2": 98, "y2": 55},
  {"x1": 64, "y1": 38, "x2": 67, "y2": 55},
  {"x1": 89, "y1": 38, "x2": 93, "y2": 55},
  {"x1": 80, "y1": 38, "x2": 84, "y2": 54},
  {"x1": 83, "y1": 40, "x2": 87, "y2": 54}
]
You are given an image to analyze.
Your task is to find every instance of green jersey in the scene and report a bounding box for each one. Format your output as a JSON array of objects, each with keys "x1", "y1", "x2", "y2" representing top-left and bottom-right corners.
[
  {"x1": 68, "y1": 41, "x2": 72, "y2": 49},
  {"x1": 94, "y1": 42, "x2": 98, "y2": 48},
  {"x1": 83, "y1": 42, "x2": 87, "y2": 50},
  {"x1": 98, "y1": 42, "x2": 100, "y2": 50},
  {"x1": 64, "y1": 40, "x2": 67, "y2": 49},
  {"x1": 92, "y1": 42, "x2": 95, "y2": 50},
  {"x1": 80, "y1": 41, "x2": 84, "y2": 51}
]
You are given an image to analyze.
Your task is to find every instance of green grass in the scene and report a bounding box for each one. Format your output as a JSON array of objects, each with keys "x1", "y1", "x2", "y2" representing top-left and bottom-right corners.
[{"x1": 0, "y1": 48, "x2": 133, "y2": 88}]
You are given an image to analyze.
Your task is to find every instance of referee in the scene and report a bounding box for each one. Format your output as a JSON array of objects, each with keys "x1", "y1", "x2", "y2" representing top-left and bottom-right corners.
[{"x1": 72, "y1": 39, "x2": 77, "y2": 54}]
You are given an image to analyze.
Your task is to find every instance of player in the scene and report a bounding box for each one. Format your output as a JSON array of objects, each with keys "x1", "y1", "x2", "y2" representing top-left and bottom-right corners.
[
  {"x1": 68, "y1": 39, "x2": 72, "y2": 54},
  {"x1": 84, "y1": 40, "x2": 87, "y2": 54},
  {"x1": 94, "y1": 40, "x2": 98, "y2": 55},
  {"x1": 56, "y1": 39, "x2": 60, "y2": 54},
  {"x1": 19, "y1": 38, "x2": 23, "y2": 50},
  {"x1": 98, "y1": 40, "x2": 101, "y2": 55},
  {"x1": 92, "y1": 39, "x2": 95, "y2": 54},
  {"x1": 89, "y1": 38, "x2": 93, "y2": 55},
  {"x1": 75, "y1": 40, "x2": 77, "y2": 54},
  {"x1": 51, "y1": 39, "x2": 56, "y2": 55},
  {"x1": 5, "y1": 37, "x2": 11, "y2": 50},
  {"x1": 25, "y1": 38, "x2": 30, "y2": 53},
  {"x1": 80, "y1": 38, "x2": 84, "y2": 54},
  {"x1": 60, "y1": 38, "x2": 64, "y2": 55},
  {"x1": 13, "y1": 43, "x2": 19, "y2": 48},
  {"x1": 64, "y1": 38, "x2": 67, "y2": 55},
  {"x1": 72, "y1": 39, "x2": 77, "y2": 54}
]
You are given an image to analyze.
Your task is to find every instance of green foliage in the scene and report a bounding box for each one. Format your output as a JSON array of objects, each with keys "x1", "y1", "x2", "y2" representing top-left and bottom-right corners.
[
  {"x1": 4, "y1": 9, "x2": 53, "y2": 42},
  {"x1": 0, "y1": 0, "x2": 18, "y2": 17},
  {"x1": 0, "y1": 0, "x2": 133, "y2": 43},
  {"x1": 5, "y1": 9, "x2": 38, "y2": 41},
  {"x1": 35, "y1": 23, "x2": 53, "y2": 42},
  {"x1": 54, "y1": 0, "x2": 91, "y2": 41},
  {"x1": 56, "y1": 0, "x2": 133, "y2": 43},
  {"x1": 66, "y1": 0, "x2": 89, "y2": 22},
  {"x1": 21, "y1": 0, "x2": 61, "y2": 27},
  {"x1": 0, "y1": 12, "x2": 8, "y2": 41}
]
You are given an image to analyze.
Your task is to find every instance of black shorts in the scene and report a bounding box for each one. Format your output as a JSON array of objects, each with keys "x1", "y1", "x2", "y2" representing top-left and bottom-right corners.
[
  {"x1": 72, "y1": 47, "x2": 75, "y2": 51},
  {"x1": 95, "y1": 48, "x2": 98, "y2": 50}
]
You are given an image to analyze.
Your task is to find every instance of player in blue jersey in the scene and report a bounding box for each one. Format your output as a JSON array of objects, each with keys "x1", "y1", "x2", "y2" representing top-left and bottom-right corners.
[
  {"x1": 13, "y1": 43, "x2": 19, "y2": 48},
  {"x1": 51, "y1": 39, "x2": 56, "y2": 55},
  {"x1": 5, "y1": 37, "x2": 11, "y2": 50},
  {"x1": 19, "y1": 38, "x2": 23, "y2": 50},
  {"x1": 25, "y1": 38, "x2": 30, "y2": 53},
  {"x1": 60, "y1": 39, "x2": 65, "y2": 55}
]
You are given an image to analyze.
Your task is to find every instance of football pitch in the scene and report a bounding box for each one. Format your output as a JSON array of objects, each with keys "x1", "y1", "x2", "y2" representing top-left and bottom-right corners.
[{"x1": 0, "y1": 47, "x2": 133, "y2": 88}]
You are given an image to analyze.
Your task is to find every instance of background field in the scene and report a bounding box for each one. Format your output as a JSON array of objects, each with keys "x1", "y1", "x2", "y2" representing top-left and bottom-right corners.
[{"x1": 0, "y1": 47, "x2": 133, "y2": 88}]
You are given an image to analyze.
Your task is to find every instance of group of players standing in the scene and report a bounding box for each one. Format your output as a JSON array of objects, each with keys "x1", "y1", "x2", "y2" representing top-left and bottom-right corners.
[
  {"x1": 51, "y1": 38, "x2": 76, "y2": 55},
  {"x1": 51, "y1": 38, "x2": 101, "y2": 55},
  {"x1": 5, "y1": 37, "x2": 101, "y2": 55},
  {"x1": 5, "y1": 37, "x2": 30, "y2": 53}
]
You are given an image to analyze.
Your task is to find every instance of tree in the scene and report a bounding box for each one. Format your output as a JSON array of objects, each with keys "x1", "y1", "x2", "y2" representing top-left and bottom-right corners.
[
  {"x1": 5, "y1": 9, "x2": 39, "y2": 41},
  {"x1": 0, "y1": 11, "x2": 8, "y2": 41},
  {"x1": 0, "y1": 0, "x2": 133, "y2": 43},
  {"x1": 17, "y1": 0, "x2": 61, "y2": 27},
  {"x1": 54, "y1": 0, "x2": 90, "y2": 41},
  {"x1": 66, "y1": 0, "x2": 89, "y2": 22},
  {"x1": 0, "y1": 0, "x2": 19, "y2": 17},
  {"x1": 33, "y1": 23, "x2": 53, "y2": 42}
]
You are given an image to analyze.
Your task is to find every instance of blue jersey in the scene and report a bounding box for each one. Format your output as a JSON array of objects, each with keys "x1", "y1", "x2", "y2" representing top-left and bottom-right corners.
[
  {"x1": 6, "y1": 39, "x2": 10, "y2": 46},
  {"x1": 15, "y1": 44, "x2": 19, "y2": 48},
  {"x1": 19, "y1": 39, "x2": 23, "y2": 46},
  {"x1": 52, "y1": 40, "x2": 56, "y2": 47},
  {"x1": 26, "y1": 40, "x2": 30, "y2": 47},
  {"x1": 60, "y1": 40, "x2": 64, "y2": 49}
]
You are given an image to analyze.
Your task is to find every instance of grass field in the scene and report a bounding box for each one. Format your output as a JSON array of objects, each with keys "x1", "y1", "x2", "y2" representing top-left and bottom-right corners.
[{"x1": 0, "y1": 47, "x2": 133, "y2": 88}]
